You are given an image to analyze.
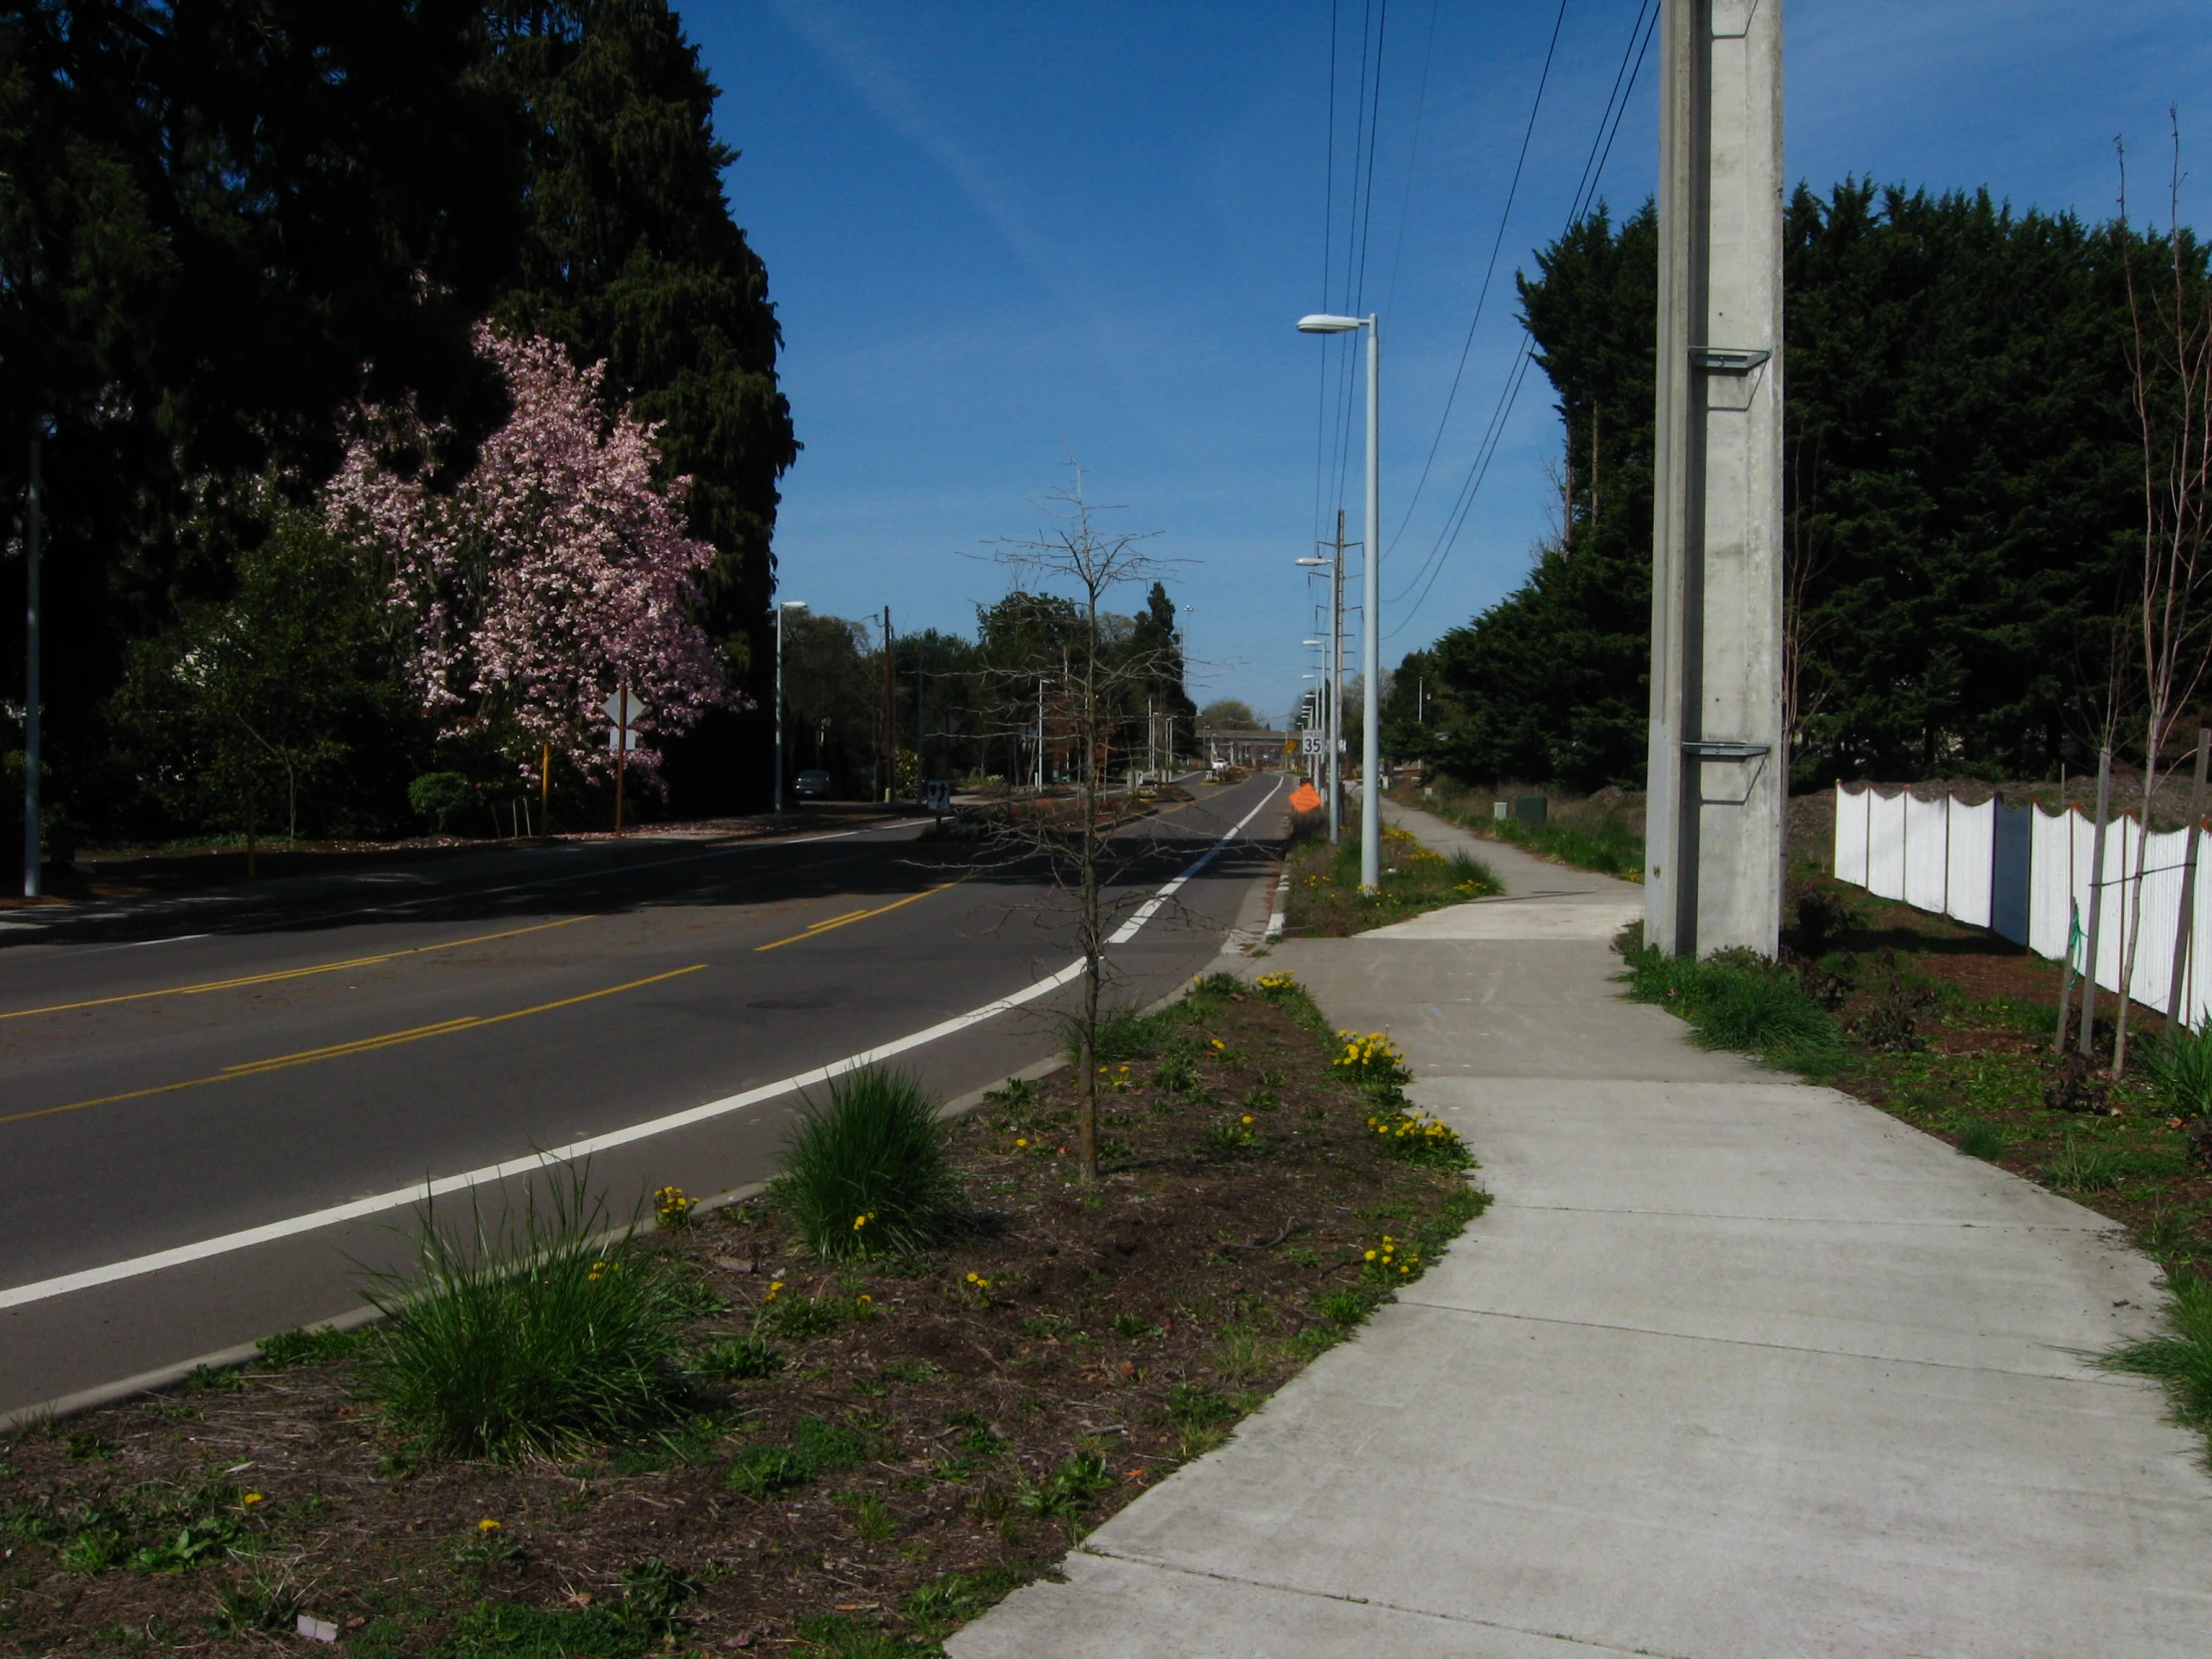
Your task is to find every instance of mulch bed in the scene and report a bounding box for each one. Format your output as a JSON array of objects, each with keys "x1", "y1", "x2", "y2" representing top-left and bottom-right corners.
[{"x1": 0, "y1": 978, "x2": 1479, "y2": 1657}]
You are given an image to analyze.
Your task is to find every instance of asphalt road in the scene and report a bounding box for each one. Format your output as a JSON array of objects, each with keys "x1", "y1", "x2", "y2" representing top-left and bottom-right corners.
[{"x1": 0, "y1": 771, "x2": 1285, "y2": 1418}]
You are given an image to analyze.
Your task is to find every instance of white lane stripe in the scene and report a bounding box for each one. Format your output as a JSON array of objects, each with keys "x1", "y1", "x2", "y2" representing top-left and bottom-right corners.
[
  {"x1": 1108, "y1": 775, "x2": 1285, "y2": 945},
  {"x1": 0, "y1": 782, "x2": 1281, "y2": 1311},
  {"x1": 0, "y1": 954, "x2": 1085, "y2": 1312}
]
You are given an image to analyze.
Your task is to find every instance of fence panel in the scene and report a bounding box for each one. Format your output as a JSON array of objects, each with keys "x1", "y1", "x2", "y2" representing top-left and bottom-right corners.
[
  {"x1": 2027, "y1": 804, "x2": 2074, "y2": 960},
  {"x1": 1903, "y1": 794, "x2": 1950, "y2": 913},
  {"x1": 1991, "y1": 803, "x2": 2030, "y2": 944},
  {"x1": 1834, "y1": 783, "x2": 1869, "y2": 888},
  {"x1": 1866, "y1": 790, "x2": 1907, "y2": 902},
  {"x1": 1945, "y1": 798, "x2": 1994, "y2": 928}
]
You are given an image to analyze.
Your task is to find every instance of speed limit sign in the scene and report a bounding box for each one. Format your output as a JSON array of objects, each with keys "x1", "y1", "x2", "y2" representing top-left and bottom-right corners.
[{"x1": 1300, "y1": 730, "x2": 1324, "y2": 756}]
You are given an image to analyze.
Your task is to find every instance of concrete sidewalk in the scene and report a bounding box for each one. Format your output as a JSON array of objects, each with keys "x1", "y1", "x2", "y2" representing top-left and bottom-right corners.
[{"x1": 950, "y1": 804, "x2": 2211, "y2": 1658}]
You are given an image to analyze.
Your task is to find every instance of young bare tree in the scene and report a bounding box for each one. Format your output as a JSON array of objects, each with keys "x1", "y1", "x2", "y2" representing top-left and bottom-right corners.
[
  {"x1": 980, "y1": 468, "x2": 1183, "y2": 1183},
  {"x1": 2110, "y1": 122, "x2": 2212, "y2": 1076}
]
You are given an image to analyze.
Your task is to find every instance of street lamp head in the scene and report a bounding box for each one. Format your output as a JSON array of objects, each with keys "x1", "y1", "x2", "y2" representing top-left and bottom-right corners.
[
  {"x1": 781, "y1": 599, "x2": 809, "y2": 611},
  {"x1": 1297, "y1": 313, "x2": 1363, "y2": 333},
  {"x1": 1303, "y1": 639, "x2": 1324, "y2": 647},
  {"x1": 1295, "y1": 556, "x2": 1331, "y2": 567}
]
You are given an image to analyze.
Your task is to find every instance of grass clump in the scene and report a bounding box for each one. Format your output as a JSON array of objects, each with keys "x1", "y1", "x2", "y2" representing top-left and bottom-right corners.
[
  {"x1": 1953, "y1": 1117, "x2": 2011, "y2": 1161},
  {"x1": 355, "y1": 1173, "x2": 695, "y2": 1461},
  {"x1": 2101, "y1": 1273, "x2": 2212, "y2": 1449},
  {"x1": 2041, "y1": 1135, "x2": 2124, "y2": 1193},
  {"x1": 1622, "y1": 946, "x2": 1839, "y2": 1069},
  {"x1": 2145, "y1": 1027, "x2": 2212, "y2": 1119},
  {"x1": 770, "y1": 1066, "x2": 963, "y2": 1259}
]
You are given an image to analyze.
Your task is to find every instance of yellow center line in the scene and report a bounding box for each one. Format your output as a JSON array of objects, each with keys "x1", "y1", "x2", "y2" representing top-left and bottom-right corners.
[
  {"x1": 0, "y1": 963, "x2": 707, "y2": 1129},
  {"x1": 0, "y1": 914, "x2": 594, "y2": 1022},
  {"x1": 755, "y1": 883, "x2": 957, "y2": 951}
]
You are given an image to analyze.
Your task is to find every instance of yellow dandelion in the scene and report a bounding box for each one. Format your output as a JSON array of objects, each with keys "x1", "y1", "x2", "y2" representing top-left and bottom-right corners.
[
  {"x1": 242, "y1": 1492, "x2": 263, "y2": 1505},
  {"x1": 477, "y1": 1518, "x2": 501, "y2": 1534}
]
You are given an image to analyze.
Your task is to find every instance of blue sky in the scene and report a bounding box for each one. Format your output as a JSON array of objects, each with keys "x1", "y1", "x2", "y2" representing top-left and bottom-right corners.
[{"x1": 689, "y1": 1, "x2": 2211, "y2": 727}]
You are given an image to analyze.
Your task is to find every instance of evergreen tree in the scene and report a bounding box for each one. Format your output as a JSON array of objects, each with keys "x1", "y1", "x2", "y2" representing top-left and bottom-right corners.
[{"x1": 1415, "y1": 185, "x2": 2187, "y2": 789}]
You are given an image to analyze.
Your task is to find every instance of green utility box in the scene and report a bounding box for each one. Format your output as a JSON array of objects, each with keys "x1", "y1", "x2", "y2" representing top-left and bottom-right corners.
[{"x1": 1511, "y1": 795, "x2": 1548, "y2": 826}]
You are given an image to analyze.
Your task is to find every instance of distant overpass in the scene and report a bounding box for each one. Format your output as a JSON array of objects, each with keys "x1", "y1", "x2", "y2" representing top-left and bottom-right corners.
[{"x1": 1199, "y1": 728, "x2": 1289, "y2": 768}]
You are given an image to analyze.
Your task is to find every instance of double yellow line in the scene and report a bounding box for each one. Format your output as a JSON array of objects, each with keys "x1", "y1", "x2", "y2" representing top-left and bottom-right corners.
[
  {"x1": 755, "y1": 883, "x2": 955, "y2": 951},
  {"x1": 0, "y1": 963, "x2": 706, "y2": 1129},
  {"x1": 0, "y1": 915, "x2": 592, "y2": 1023}
]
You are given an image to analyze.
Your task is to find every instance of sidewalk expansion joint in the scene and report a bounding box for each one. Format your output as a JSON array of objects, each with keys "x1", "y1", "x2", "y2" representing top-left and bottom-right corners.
[
  {"x1": 1074, "y1": 1546, "x2": 1675, "y2": 1658},
  {"x1": 1488, "y1": 1200, "x2": 2118, "y2": 1231},
  {"x1": 1390, "y1": 1298, "x2": 2145, "y2": 1384}
]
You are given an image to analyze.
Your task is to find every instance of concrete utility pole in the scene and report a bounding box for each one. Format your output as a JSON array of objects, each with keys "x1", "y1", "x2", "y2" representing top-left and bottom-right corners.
[
  {"x1": 880, "y1": 606, "x2": 894, "y2": 805},
  {"x1": 1643, "y1": 0, "x2": 1786, "y2": 956}
]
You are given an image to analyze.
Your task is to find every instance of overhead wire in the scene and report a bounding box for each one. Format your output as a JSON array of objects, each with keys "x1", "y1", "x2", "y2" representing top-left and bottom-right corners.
[
  {"x1": 1384, "y1": 0, "x2": 1568, "y2": 554},
  {"x1": 1385, "y1": 0, "x2": 1661, "y2": 635}
]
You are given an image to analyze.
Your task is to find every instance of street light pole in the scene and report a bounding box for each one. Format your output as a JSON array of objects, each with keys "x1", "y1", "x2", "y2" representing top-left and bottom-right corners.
[
  {"x1": 1298, "y1": 310, "x2": 1381, "y2": 890},
  {"x1": 21, "y1": 427, "x2": 40, "y2": 899}
]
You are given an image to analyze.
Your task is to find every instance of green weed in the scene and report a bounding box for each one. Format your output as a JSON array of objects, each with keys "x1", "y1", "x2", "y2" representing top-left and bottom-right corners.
[
  {"x1": 1622, "y1": 947, "x2": 1839, "y2": 1066},
  {"x1": 2146, "y1": 1028, "x2": 2212, "y2": 1118},
  {"x1": 2101, "y1": 1273, "x2": 2212, "y2": 1448},
  {"x1": 2041, "y1": 1136, "x2": 2124, "y2": 1193},
  {"x1": 1016, "y1": 1450, "x2": 1114, "y2": 1517},
  {"x1": 902, "y1": 1566, "x2": 1024, "y2": 1637},
  {"x1": 771, "y1": 1067, "x2": 964, "y2": 1259},
  {"x1": 698, "y1": 1336, "x2": 785, "y2": 1381},
  {"x1": 256, "y1": 1326, "x2": 364, "y2": 1370},
  {"x1": 1953, "y1": 1118, "x2": 2011, "y2": 1161}
]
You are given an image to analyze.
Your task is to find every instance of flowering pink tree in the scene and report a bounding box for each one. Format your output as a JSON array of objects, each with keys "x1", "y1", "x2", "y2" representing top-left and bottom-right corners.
[{"x1": 328, "y1": 326, "x2": 733, "y2": 781}]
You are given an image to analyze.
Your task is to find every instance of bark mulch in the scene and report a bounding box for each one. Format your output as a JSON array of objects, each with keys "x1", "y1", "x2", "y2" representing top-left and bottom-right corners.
[{"x1": 0, "y1": 975, "x2": 1483, "y2": 1657}]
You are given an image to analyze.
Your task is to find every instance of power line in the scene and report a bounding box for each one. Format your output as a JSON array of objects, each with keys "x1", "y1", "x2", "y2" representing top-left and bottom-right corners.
[
  {"x1": 1384, "y1": 0, "x2": 1567, "y2": 553},
  {"x1": 1386, "y1": 0, "x2": 1660, "y2": 634}
]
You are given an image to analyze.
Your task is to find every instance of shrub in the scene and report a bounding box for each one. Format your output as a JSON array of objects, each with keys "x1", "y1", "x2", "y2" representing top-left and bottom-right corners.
[
  {"x1": 770, "y1": 1067, "x2": 962, "y2": 1259},
  {"x1": 355, "y1": 1173, "x2": 694, "y2": 1460},
  {"x1": 406, "y1": 771, "x2": 475, "y2": 832},
  {"x1": 2146, "y1": 1028, "x2": 2212, "y2": 1119}
]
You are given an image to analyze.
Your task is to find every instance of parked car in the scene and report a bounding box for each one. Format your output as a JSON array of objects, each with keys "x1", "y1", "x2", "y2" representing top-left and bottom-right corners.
[{"x1": 793, "y1": 770, "x2": 833, "y2": 800}]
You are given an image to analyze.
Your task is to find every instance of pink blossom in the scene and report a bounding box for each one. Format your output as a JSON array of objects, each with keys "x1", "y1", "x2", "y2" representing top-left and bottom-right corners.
[{"x1": 328, "y1": 326, "x2": 736, "y2": 781}]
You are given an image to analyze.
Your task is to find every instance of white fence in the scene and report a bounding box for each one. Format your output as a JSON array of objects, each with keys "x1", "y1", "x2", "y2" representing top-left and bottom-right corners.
[{"x1": 1831, "y1": 782, "x2": 2212, "y2": 1028}]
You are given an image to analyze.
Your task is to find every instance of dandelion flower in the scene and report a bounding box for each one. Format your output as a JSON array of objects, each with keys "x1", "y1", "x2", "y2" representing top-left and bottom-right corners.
[
  {"x1": 478, "y1": 1518, "x2": 501, "y2": 1534},
  {"x1": 242, "y1": 1492, "x2": 263, "y2": 1506},
  {"x1": 1241, "y1": 1115, "x2": 1254, "y2": 1125}
]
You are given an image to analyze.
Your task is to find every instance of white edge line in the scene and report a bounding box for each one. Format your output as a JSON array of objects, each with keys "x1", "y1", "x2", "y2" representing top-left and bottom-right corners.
[
  {"x1": 1107, "y1": 775, "x2": 1284, "y2": 945},
  {"x1": 0, "y1": 954, "x2": 1086, "y2": 1313},
  {"x1": 0, "y1": 782, "x2": 1283, "y2": 1312}
]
